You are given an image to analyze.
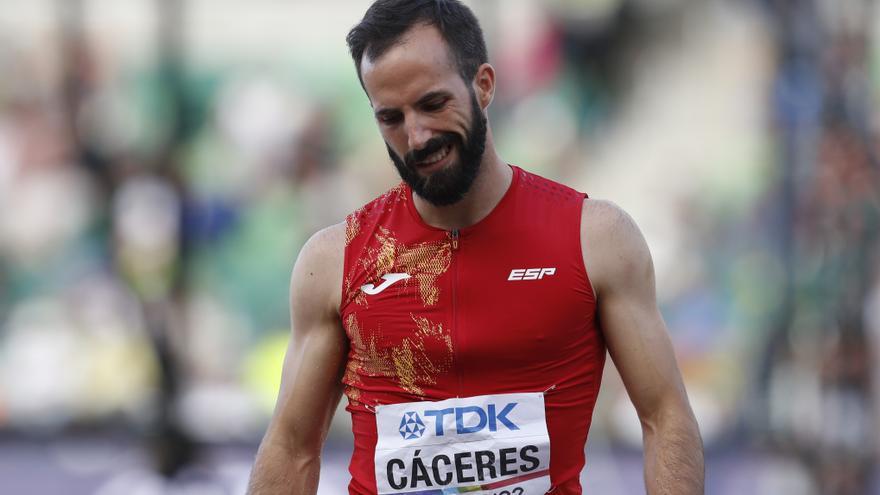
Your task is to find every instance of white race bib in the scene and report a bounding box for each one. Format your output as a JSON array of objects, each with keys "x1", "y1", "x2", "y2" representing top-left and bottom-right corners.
[{"x1": 374, "y1": 393, "x2": 551, "y2": 495}]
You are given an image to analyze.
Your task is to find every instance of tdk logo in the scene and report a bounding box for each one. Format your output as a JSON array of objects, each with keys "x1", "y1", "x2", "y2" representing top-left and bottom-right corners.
[
  {"x1": 508, "y1": 268, "x2": 556, "y2": 281},
  {"x1": 400, "y1": 403, "x2": 519, "y2": 440},
  {"x1": 399, "y1": 412, "x2": 426, "y2": 440}
]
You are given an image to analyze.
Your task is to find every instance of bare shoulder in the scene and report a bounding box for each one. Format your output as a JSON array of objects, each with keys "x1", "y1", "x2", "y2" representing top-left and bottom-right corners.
[
  {"x1": 291, "y1": 221, "x2": 347, "y2": 317},
  {"x1": 580, "y1": 199, "x2": 653, "y2": 297},
  {"x1": 580, "y1": 199, "x2": 645, "y2": 249},
  {"x1": 299, "y1": 221, "x2": 347, "y2": 266}
]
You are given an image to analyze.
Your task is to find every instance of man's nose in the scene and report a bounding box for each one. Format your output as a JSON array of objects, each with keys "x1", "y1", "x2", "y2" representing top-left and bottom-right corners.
[{"x1": 406, "y1": 119, "x2": 432, "y2": 152}]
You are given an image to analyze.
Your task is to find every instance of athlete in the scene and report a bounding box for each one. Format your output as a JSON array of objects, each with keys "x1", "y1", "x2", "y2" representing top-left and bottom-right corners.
[{"x1": 247, "y1": 1, "x2": 704, "y2": 494}]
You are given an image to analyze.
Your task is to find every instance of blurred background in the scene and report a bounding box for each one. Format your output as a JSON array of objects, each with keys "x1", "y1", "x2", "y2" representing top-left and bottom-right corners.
[{"x1": 0, "y1": 0, "x2": 877, "y2": 493}]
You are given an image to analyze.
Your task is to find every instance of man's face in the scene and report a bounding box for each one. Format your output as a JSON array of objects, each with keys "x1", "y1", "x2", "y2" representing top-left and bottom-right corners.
[{"x1": 360, "y1": 24, "x2": 487, "y2": 206}]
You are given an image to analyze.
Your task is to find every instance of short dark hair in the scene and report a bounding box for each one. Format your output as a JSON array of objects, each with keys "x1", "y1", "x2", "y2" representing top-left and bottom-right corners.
[{"x1": 346, "y1": 0, "x2": 488, "y2": 88}]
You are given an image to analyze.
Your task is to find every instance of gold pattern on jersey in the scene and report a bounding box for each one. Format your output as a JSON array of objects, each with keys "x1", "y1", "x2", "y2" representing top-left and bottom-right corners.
[
  {"x1": 345, "y1": 214, "x2": 360, "y2": 246},
  {"x1": 345, "y1": 314, "x2": 392, "y2": 374},
  {"x1": 344, "y1": 182, "x2": 406, "y2": 248},
  {"x1": 342, "y1": 312, "x2": 453, "y2": 401},
  {"x1": 392, "y1": 314, "x2": 454, "y2": 396},
  {"x1": 412, "y1": 314, "x2": 453, "y2": 354},
  {"x1": 354, "y1": 226, "x2": 451, "y2": 307},
  {"x1": 344, "y1": 275, "x2": 369, "y2": 308}
]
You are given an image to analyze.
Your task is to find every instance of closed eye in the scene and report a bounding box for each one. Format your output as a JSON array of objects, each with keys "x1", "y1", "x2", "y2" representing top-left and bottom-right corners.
[
  {"x1": 421, "y1": 97, "x2": 448, "y2": 112},
  {"x1": 376, "y1": 110, "x2": 403, "y2": 126},
  {"x1": 415, "y1": 91, "x2": 453, "y2": 113}
]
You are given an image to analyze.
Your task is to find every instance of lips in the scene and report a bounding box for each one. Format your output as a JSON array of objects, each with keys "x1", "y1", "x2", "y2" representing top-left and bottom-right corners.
[
  {"x1": 416, "y1": 143, "x2": 452, "y2": 168},
  {"x1": 405, "y1": 134, "x2": 457, "y2": 169}
]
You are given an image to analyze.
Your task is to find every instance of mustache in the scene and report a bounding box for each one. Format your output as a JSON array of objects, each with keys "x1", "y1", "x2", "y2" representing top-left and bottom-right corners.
[{"x1": 404, "y1": 134, "x2": 458, "y2": 167}]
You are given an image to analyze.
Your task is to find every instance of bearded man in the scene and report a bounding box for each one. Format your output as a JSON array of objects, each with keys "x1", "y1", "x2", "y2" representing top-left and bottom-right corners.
[{"x1": 247, "y1": 1, "x2": 704, "y2": 494}]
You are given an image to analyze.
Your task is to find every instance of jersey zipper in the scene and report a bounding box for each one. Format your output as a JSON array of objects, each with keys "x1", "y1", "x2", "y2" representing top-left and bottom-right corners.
[{"x1": 450, "y1": 229, "x2": 462, "y2": 397}]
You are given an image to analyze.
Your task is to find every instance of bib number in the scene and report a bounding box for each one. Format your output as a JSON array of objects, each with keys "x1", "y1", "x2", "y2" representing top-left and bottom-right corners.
[{"x1": 374, "y1": 393, "x2": 551, "y2": 494}]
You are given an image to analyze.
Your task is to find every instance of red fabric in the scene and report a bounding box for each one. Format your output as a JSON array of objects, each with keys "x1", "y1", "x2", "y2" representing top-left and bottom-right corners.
[{"x1": 340, "y1": 166, "x2": 605, "y2": 494}]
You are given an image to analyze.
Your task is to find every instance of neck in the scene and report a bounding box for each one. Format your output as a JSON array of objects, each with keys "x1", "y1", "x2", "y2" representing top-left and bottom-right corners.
[{"x1": 412, "y1": 135, "x2": 511, "y2": 231}]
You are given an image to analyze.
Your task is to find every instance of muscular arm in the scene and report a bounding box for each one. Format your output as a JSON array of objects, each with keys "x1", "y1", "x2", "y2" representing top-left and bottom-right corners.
[
  {"x1": 582, "y1": 200, "x2": 704, "y2": 495},
  {"x1": 247, "y1": 223, "x2": 347, "y2": 495}
]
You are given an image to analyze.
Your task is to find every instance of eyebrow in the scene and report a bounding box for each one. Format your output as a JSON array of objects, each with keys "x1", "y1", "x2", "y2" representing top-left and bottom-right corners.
[{"x1": 373, "y1": 90, "x2": 454, "y2": 118}]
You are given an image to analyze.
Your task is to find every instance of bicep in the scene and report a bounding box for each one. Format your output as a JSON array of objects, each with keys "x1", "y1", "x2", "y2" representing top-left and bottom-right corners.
[
  {"x1": 584, "y1": 201, "x2": 688, "y2": 420},
  {"x1": 264, "y1": 225, "x2": 348, "y2": 452}
]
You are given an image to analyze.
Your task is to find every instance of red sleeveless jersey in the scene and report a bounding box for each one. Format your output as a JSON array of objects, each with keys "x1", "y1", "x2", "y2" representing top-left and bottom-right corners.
[{"x1": 340, "y1": 166, "x2": 606, "y2": 494}]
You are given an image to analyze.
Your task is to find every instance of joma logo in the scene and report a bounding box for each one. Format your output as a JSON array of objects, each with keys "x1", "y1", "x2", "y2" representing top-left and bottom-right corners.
[{"x1": 508, "y1": 268, "x2": 556, "y2": 281}]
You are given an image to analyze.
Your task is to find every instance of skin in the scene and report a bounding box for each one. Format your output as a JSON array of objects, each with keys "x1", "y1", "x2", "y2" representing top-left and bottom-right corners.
[
  {"x1": 582, "y1": 200, "x2": 705, "y2": 494},
  {"x1": 362, "y1": 23, "x2": 511, "y2": 230},
  {"x1": 247, "y1": 22, "x2": 704, "y2": 495}
]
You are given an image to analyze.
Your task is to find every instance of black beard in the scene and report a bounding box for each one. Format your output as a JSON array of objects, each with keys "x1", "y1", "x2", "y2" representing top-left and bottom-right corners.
[{"x1": 387, "y1": 91, "x2": 487, "y2": 206}]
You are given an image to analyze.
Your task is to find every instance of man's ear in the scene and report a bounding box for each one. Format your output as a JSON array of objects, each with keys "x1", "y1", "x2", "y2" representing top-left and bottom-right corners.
[{"x1": 472, "y1": 63, "x2": 496, "y2": 110}]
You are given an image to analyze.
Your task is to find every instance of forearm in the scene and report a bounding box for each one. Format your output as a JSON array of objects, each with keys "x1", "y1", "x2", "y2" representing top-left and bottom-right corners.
[
  {"x1": 247, "y1": 437, "x2": 321, "y2": 495},
  {"x1": 642, "y1": 404, "x2": 704, "y2": 495}
]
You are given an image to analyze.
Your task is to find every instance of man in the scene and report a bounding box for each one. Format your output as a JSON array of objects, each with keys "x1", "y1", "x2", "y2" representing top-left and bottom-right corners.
[{"x1": 247, "y1": 1, "x2": 704, "y2": 494}]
